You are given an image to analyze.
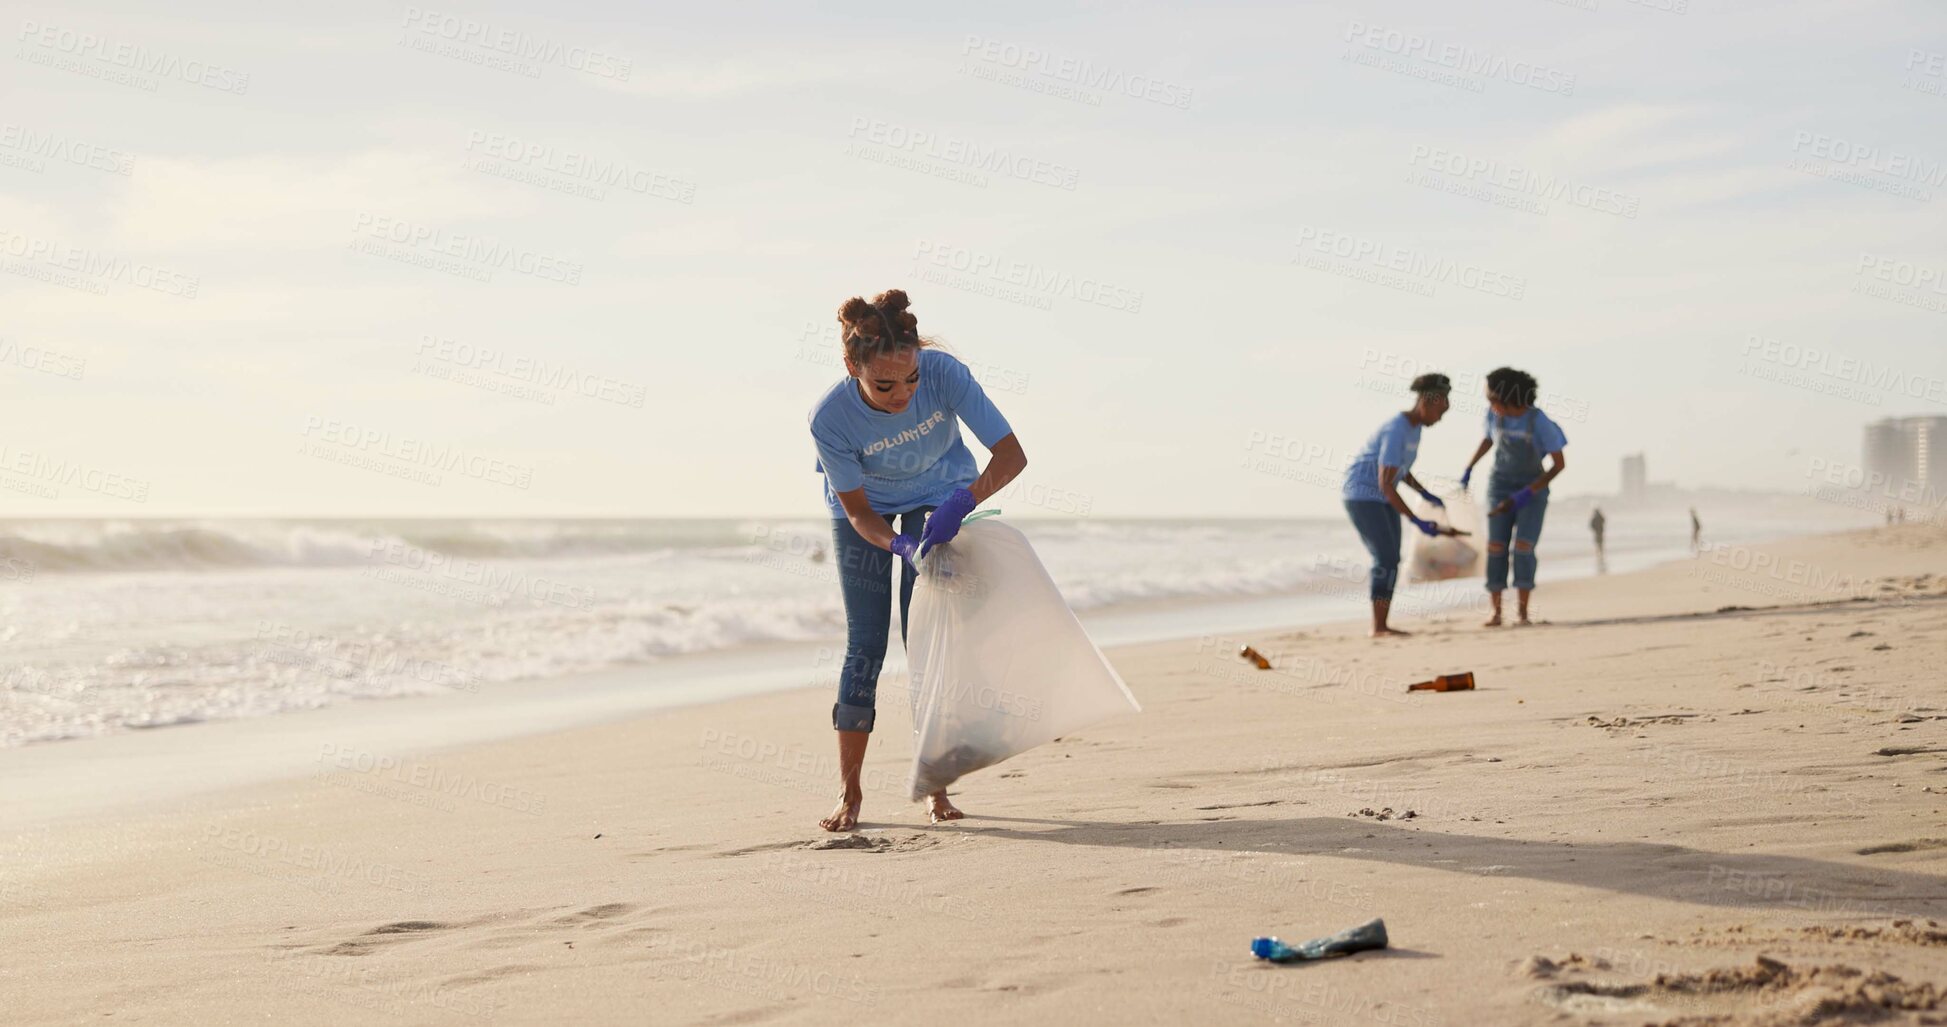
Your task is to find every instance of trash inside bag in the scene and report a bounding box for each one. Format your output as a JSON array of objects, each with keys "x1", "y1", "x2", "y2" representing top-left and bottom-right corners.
[
  {"x1": 906, "y1": 518, "x2": 1140, "y2": 801},
  {"x1": 1407, "y1": 497, "x2": 1480, "y2": 583}
]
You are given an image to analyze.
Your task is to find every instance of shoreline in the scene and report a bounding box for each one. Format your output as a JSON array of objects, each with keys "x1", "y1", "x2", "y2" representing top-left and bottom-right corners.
[
  {"x1": 0, "y1": 525, "x2": 1813, "y2": 829},
  {"x1": 4, "y1": 516, "x2": 1818, "y2": 735}
]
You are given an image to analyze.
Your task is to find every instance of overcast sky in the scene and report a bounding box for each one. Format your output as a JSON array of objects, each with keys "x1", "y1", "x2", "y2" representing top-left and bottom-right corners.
[{"x1": 3, "y1": 0, "x2": 1943, "y2": 517}]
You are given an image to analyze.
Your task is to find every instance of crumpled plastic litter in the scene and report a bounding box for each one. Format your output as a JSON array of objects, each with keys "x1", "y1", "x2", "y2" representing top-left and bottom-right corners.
[{"x1": 1251, "y1": 918, "x2": 1390, "y2": 963}]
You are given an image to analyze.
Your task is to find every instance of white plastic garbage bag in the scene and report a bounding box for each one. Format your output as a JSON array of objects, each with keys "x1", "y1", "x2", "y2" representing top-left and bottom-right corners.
[
  {"x1": 1407, "y1": 497, "x2": 1481, "y2": 583},
  {"x1": 906, "y1": 518, "x2": 1140, "y2": 801}
]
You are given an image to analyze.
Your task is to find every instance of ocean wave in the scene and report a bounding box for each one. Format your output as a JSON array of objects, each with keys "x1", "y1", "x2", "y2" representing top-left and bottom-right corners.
[
  {"x1": 1, "y1": 594, "x2": 850, "y2": 746},
  {"x1": 0, "y1": 522, "x2": 395, "y2": 573},
  {"x1": 0, "y1": 519, "x2": 782, "y2": 574},
  {"x1": 1, "y1": 506, "x2": 1879, "y2": 747}
]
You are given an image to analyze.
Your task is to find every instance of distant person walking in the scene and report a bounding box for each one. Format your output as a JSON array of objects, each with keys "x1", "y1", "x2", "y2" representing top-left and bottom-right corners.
[
  {"x1": 1690, "y1": 508, "x2": 1702, "y2": 554},
  {"x1": 1590, "y1": 505, "x2": 1608, "y2": 575},
  {"x1": 1459, "y1": 367, "x2": 1568, "y2": 627},
  {"x1": 1341, "y1": 373, "x2": 1464, "y2": 638}
]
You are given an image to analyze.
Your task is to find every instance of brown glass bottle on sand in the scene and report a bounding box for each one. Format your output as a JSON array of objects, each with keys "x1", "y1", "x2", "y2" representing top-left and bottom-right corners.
[{"x1": 1406, "y1": 672, "x2": 1475, "y2": 692}]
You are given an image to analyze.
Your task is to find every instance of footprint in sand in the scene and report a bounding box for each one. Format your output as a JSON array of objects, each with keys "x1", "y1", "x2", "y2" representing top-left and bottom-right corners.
[
  {"x1": 553, "y1": 903, "x2": 637, "y2": 925},
  {"x1": 806, "y1": 834, "x2": 889, "y2": 852},
  {"x1": 799, "y1": 832, "x2": 941, "y2": 853},
  {"x1": 316, "y1": 919, "x2": 460, "y2": 957},
  {"x1": 442, "y1": 963, "x2": 547, "y2": 989},
  {"x1": 629, "y1": 843, "x2": 706, "y2": 858},
  {"x1": 368, "y1": 920, "x2": 448, "y2": 934},
  {"x1": 1855, "y1": 838, "x2": 1947, "y2": 855}
]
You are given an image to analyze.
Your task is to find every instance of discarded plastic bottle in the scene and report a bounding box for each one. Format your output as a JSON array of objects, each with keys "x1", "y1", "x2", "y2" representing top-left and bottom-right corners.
[
  {"x1": 1250, "y1": 937, "x2": 1300, "y2": 961},
  {"x1": 1239, "y1": 645, "x2": 1271, "y2": 670},
  {"x1": 1251, "y1": 918, "x2": 1389, "y2": 963}
]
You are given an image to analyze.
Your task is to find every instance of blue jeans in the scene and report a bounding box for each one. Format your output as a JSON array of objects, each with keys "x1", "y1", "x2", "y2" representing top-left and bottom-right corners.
[
  {"x1": 1344, "y1": 500, "x2": 1402, "y2": 602},
  {"x1": 1485, "y1": 490, "x2": 1549, "y2": 592},
  {"x1": 830, "y1": 507, "x2": 933, "y2": 733}
]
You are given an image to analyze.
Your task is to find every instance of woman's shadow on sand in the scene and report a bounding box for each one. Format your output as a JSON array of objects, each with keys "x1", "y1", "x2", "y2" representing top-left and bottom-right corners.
[{"x1": 955, "y1": 813, "x2": 1947, "y2": 918}]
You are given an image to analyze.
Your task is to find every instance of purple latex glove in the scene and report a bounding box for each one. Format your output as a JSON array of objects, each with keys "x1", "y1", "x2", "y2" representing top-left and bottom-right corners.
[
  {"x1": 1410, "y1": 516, "x2": 1440, "y2": 538},
  {"x1": 918, "y1": 488, "x2": 977, "y2": 558},
  {"x1": 889, "y1": 533, "x2": 921, "y2": 568},
  {"x1": 1509, "y1": 486, "x2": 1536, "y2": 511},
  {"x1": 1459, "y1": 467, "x2": 1473, "y2": 490},
  {"x1": 1413, "y1": 485, "x2": 1445, "y2": 509}
]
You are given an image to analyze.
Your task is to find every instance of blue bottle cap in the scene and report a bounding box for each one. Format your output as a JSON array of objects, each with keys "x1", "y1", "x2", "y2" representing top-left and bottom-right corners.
[{"x1": 1250, "y1": 937, "x2": 1278, "y2": 959}]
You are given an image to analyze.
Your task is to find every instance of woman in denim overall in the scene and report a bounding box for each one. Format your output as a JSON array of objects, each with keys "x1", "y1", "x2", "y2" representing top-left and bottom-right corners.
[{"x1": 1460, "y1": 368, "x2": 1568, "y2": 627}]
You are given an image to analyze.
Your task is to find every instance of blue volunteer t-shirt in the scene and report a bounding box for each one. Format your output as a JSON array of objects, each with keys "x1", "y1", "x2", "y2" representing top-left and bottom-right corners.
[
  {"x1": 809, "y1": 349, "x2": 1013, "y2": 515},
  {"x1": 1341, "y1": 413, "x2": 1421, "y2": 503}
]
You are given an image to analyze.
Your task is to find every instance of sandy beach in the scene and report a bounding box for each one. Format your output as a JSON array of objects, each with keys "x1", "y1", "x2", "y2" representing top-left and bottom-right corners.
[
  {"x1": 10, "y1": 4, "x2": 1943, "y2": 1024},
  {"x1": 4, "y1": 522, "x2": 1944, "y2": 1026}
]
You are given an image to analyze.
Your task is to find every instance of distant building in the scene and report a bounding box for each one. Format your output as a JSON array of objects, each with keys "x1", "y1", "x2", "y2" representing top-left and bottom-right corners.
[
  {"x1": 1621, "y1": 453, "x2": 1648, "y2": 502},
  {"x1": 1865, "y1": 415, "x2": 1947, "y2": 498}
]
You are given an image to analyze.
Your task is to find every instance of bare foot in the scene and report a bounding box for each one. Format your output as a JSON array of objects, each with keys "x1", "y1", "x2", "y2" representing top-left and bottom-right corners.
[
  {"x1": 925, "y1": 791, "x2": 964, "y2": 824},
  {"x1": 1514, "y1": 615, "x2": 1533, "y2": 627},
  {"x1": 819, "y1": 791, "x2": 862, "y2": 832},
  {"x1": 1482, "y1": 615, "x2": 1503, "y2": 628},
  {"x1": 1371, "y1": 627, "x2": 1412, "y2": 638}
]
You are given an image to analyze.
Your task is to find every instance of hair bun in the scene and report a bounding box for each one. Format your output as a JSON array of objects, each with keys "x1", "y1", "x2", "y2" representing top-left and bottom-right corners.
[
  {"x1": 834, "y1": 288, "x2": 925, "y2": 364},
  {"x1": 871, "y1": 289, "x2": 917, "y2": 339},
  {"x1": 836, "y1": 296, "x2": 881, "y2": 337},
  {"x1": 872, "y1": 289, "x2": 911, "y2": 315}
]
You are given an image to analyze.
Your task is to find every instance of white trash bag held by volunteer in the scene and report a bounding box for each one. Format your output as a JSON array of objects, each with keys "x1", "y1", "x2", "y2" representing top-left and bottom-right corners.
[
  {"x1": 1408, "y1": 493, "x2": 1481, "y2": 584},
  {"x1": 905, "y1": 516, "x2": 1140, "y2": 801}
]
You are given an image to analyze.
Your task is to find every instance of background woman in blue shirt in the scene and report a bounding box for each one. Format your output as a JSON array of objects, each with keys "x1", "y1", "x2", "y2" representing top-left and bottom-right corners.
[
  {"x1": 807, "y1": 289, "x2": 1027, "y2": 831},
  {"x1": 1341, "y1": 373, "x2": 1460, "y2": 637},
  {"x1": 1459, "y1": 367, "x2": 1569, "y2": 627}
]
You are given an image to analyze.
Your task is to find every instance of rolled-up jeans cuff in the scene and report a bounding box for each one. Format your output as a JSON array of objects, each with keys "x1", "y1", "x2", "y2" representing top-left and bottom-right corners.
[{"x1": 833, "y1": 702, "x2": 876, "y2": 733}]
